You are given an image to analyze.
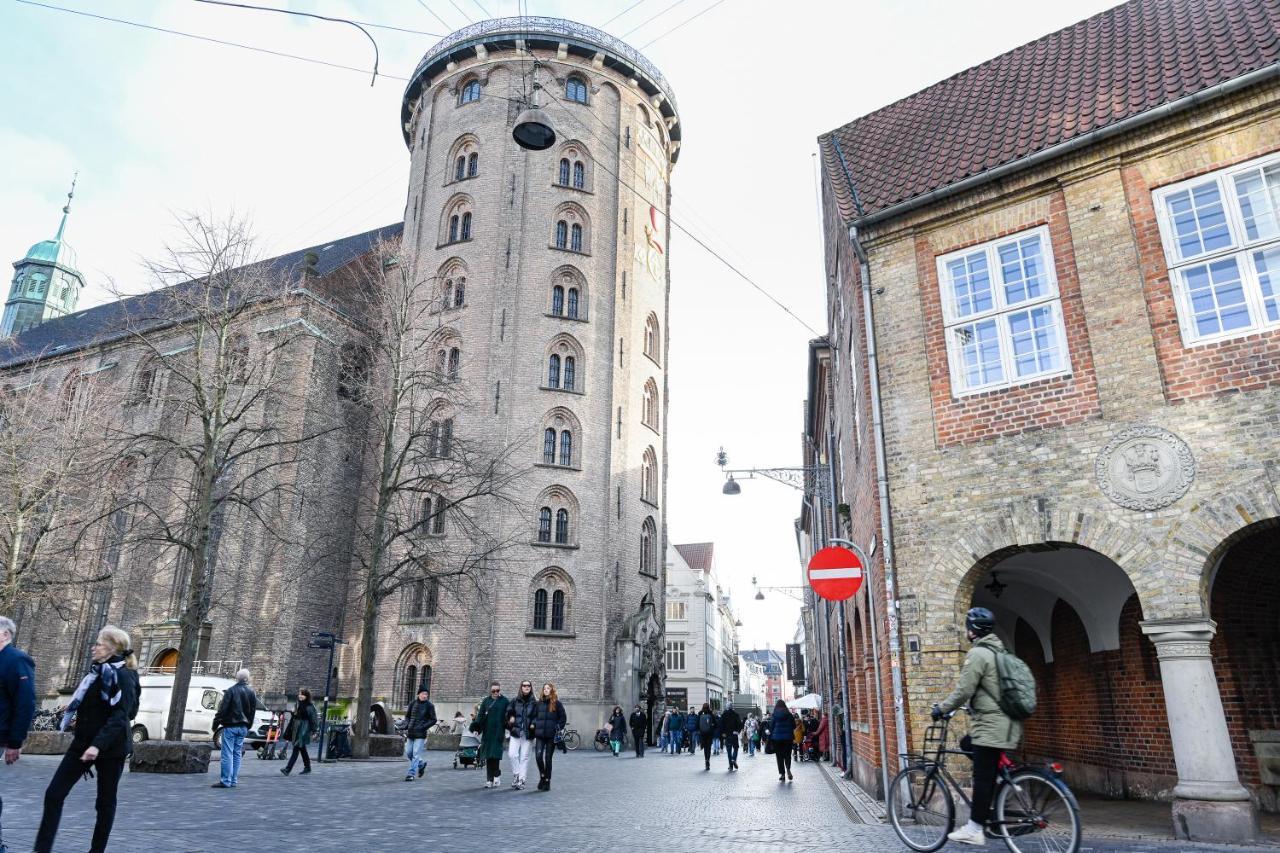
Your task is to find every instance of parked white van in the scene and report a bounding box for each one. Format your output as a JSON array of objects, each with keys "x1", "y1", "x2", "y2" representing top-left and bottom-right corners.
[{"x1": 133, "y1": 674, "x2": 273, "y2": 747}]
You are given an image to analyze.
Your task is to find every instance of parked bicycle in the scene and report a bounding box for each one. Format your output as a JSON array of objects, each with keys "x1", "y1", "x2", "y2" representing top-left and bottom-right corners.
[
  {"x1": 592, "y1": 727, "x2": 610, "y2": 751},
  {"x1": 557, "y1": 727, "x2": 580, "y2": 751},
  {"x1": 888, "y1": 709, "x2": 1081, "y2": 853},
  {"x1": 32, "y1": 706, "x2": 64, "y2": 732}
]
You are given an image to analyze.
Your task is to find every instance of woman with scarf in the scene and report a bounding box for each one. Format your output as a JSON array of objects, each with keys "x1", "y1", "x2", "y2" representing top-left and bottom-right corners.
[
  {"x1": 34, "y1": 625, "x2": 140, "y2": 853},
  {"x1": 280, "y1": 687, "x2": 318, "y2": 776}
]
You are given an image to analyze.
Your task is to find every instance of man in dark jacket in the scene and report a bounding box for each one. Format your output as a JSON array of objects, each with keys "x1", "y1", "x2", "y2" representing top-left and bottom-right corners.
[
  {"x1": 402, "y1": 688, "x2": 437, "y2": 781},
  {"x1": 668, "y1": 709, "x2": 684, "y2": 754},
  {"x1": 684, "y1": 707, "x2": 699, "y2": 754},
  {"x1": 719, "y1": 706, "x2": 743, "y2": 771},
  {"x1": 0, "y1": 616, "x2": 36, "y2": 853},
  {"x1": 629, "y1": 706, "x2": 648, "y2": 757},
  {"x1": 211, "y1": 669, "x2": 258, "y2": 789}
]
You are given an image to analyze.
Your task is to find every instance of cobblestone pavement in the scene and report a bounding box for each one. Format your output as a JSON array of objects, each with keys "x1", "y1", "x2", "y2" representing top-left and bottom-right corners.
[{"x1": 1, "y1": 747, "x2": 1277, "y2": 852}]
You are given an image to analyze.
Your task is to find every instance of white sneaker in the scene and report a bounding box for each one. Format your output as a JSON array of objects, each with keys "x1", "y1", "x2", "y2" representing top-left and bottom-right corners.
[
  {"x1": 494, "y1": 776, "x2": 501, "y2": 789},
  {"x1": 947, "y1": 824, "x2": 987, "y2": 846}
]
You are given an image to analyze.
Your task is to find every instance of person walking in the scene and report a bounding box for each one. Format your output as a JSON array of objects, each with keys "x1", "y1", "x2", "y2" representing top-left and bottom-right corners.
[
  {"x1": 769, "y1": 699, "x2": 797, "y2": 782},
  {"x1": 696, "y1": 703, "x2": 717, "y2": 770},
  {"x1": 684, "y1": 706, "x2": 698, "y2": 754},
  {"x1": 33, "y1": 625, "x2": 139, "y2": 853},
  {"x1": 933, "y1": 607, "x2": 1026, "y2": 847},
  {"x1": 506, "y1": 681, "x2": 537, "y2": 789},
  {"x1": 474, "y1": 681, "x2": 509, "y2": 789},
  {"x1": 816, "y1": 711, "x2": 830, "y2": 761},
  {"x1": 793, "y1": 712, "x2": 806, "y2": 761},
  {"x1": 719, "y1": 704, "x2": 742, "y2": 771},
  {"x1": 607, "y1": 706, "x2": 626, "y2": 756},
  {"x1": 0, "y1": 616, "x2": 35, "y2": 853},
  {"x1": 668, "y1": 708, "x2": 684, "y2": 755},
  {"x1": 211, "y1": 668, "x2": 258, "y2": 789},
  {"x1": 744, "y1": 713, "x2": 758, "y2": 758},
  {"x1": 629, "y1": 705, "x2": 648, "y2": 757},
  {"x1": 532, "y1": 682, "x2": 565, "y2": 791},
  {"x1": 281, "y1": 687, "x2": 319, "y2": 777},
  {"x1": 451, "y1": 710, "x2": 466, "y2": 734},
  {"x1": 658, "y1": 710, "x2": 670, "y2": 753},
  {"x1": 399, "y1": 687, "x2": 436, "y2": 781}
]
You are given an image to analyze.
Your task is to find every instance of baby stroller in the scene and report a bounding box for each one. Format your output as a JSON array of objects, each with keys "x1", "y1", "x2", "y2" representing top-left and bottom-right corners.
[
  {"x1": 454, "y1": 731, "x2": 481, "y2": 769},
  {"x1": 802, "y1": 729, "x2": 820, "y2": 762}
]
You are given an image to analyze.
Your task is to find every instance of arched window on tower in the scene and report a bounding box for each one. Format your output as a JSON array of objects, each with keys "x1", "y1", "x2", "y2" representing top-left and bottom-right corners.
[
  {"x1": 453, "y1": 277, "x2": 465, "y2": 307},
  {"x1": 538, "y1": 507, "x2": 552, "y2": 543},
  {"x1": 566, "y1": 76, "x2": 587, "y2": 104},
  {"x1": 551, "y1": 590, "x2": 565, "y2": 631},
  {"x1": 641, "y1": 447, "x2": 657, "y2": 504},
  {"x1": 467, "y1": 152, "x2": 478, "y2": 177},
  {"x1": 563, "y1": 356, "x2": 576, "y2": 391},
  {"x1": 640, "y1": 517, "x2": 657, "y2": 576},
  {"x1": 566, "y1": 288, "x2": 579, "y2": 319},
  {"x1": 547, "y1": 354, "x2": 561, "y2": 388},
  {"x1": 573, "y1": 161, "x2": 584, "y2": 189},
  {"x1": 559, "y1": 430, "x2": 573, "y2": 467},
  {"x1": 449, "y1": 215, "x2": 459, "y2": 243},
  {"x1": 555, "y1": 220, "x2": 568, "y2": 249},
  {"x1": 570, "y1": 223, "x2": 582, "y2": 252},
  {"x1": 543, "y1": 428, "x2": 556, "y2": 465},
  {"x1": 555, "y1": 508, "x2": 569, "y2": 544},
  {"x1": 447, "y1": 347, "x2": 461, "y2": 380},
  {"x1": 455, "y1": 156, "x2": 466, "y2": 182},
  {"x1": 642, "y1": 379, "x2": 659, "y2": 428},
  {"x1": 645, "y1": 314, "x2": 661, "y2": 362},
  {"x1": 551, "y1": 285, "x2": 565, "y2": 316},
  {"x1": 533, "y1": 588, "x2": 549, "y2": 630},
  {"x1": 460, "y1": 212, "x2": 472, "y2": 240},
  {"x1": 559, "y1": 159, "x2": 570, "y2": 186},
  {"x1": 460, "y1": 79, "x2": 481, "y2": 104}
]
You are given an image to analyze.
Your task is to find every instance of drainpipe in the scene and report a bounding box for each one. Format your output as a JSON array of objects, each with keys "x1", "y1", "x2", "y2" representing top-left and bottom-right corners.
[{"x1": 814, "y1": 455, "x2": 854, "y2": 776}]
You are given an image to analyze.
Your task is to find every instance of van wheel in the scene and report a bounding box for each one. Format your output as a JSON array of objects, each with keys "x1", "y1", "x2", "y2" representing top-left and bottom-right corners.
[{"x1": 131, "y1": 725, "x2": 148, "y2": 745}]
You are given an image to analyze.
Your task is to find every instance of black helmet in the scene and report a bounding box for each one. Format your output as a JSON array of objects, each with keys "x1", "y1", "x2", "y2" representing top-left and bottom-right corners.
[{"x1": 965, "y1": 607, "x2": 996, "y2": 637}]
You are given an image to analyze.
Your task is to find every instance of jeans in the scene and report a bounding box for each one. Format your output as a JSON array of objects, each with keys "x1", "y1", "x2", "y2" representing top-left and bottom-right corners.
[
  {"x1": 508, "y1": 735, "x2": 532, "y2": 781},
  {"x1": 970, "y1": 744, "x2": 1002, "y2": 824},
  {"x1": 534, "y1": 737, "x2": 556, "y2": 782},
  {"x1": 726, "y1": 737, "x2": 739, "y2": 767},
  {"x1": 634, "y1": 732, "x2": 645, "y2": 757},
  {"x1": 285, "y1": 741, "x2": 311, "y2": 773},
  {"x1": 712, "y1": 736, "x2": 721, "y2": 755},
  {"x1": 658, "y1": 731, "x2": 668, "y2": 752},
  {"x1": 220, "y1": 726, "x2": 248, "y2": 786},
  {"x1": 34, "y1": 750, "x2": 125, "y2": 853},
  {"x1": 609, "y1": 737, "x2": 621, "y2": 756},
  {"x1": 747, "y1": 735, "x2": 756, "y2": 756},
  {"x1": 774, "y1": 742, "x2": 793, "y2": 776},
  {"x1": 404, "y1": 737, "x2": 426, "y2": 777},
  {"x1": 690, "y1": 730, "x2": 699, "y2": 751}
]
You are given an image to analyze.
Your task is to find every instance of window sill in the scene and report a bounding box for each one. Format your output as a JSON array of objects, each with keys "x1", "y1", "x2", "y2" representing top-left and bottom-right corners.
[
  {"x1": 535, "y1": 462, "x2": 582, "y2": 472},
  {"x1": 415, "y1": 532, "x2": 447, "y2": 540},
  {"x1": 552, "y1": 183, "x2": 593, "y2": 196},
  {"x1": 399, "y1": 617, "x2": 440, "y2": 626},
  {"x1": 531, "y1": 541, "x2": 579, "y2": 550},
  {"x1": 525, "y1": 630, "x2": 577, "y2": 639},
  {"x1": 447, "y1": 175, "x2": 479, "y2": 187},
  {"x1": 437, "y1": 237, "x2": 475, "y2": 250},
  {"x1": 540, "y1": 385, "x2": 585, "y2": 396},
  {"x1": 639, "y1": 568, "x2": 659, "y2": 579},
  {"x1": 949, "y1": 366, "x2": 1073, "y2": 399},
  {"x1": 545, "y1": 313, "x2": 588, "y2": 323},
  {"x1": 548, "y1": 245, "x2": 591, "y2": 257},
  {"x1": 430, "y1": 305, "x2": 467, "y2": 316}
]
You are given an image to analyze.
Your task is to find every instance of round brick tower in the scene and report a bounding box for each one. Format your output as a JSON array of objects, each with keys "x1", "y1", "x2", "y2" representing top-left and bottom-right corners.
[{"x1": 392, "y1": 17, "x2": 681, "y2": 725}]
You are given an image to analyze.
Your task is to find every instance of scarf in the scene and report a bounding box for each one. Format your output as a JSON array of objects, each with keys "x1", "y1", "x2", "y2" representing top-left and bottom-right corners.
[{"x1": 62, "y1": 656, "x2": 127, "y2": 731}]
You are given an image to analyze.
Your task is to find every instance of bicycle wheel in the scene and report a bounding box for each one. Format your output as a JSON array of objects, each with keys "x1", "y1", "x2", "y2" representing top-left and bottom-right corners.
[
  {"x1": 888, "y1": 765, "x2": 954, "y2": 852},
  {"x1": 593, "y1": 736, "x2": 607, "y2": 751},
  {"x1": 995, "y1": 769, "x2": 1081, "y2": 853},
  {"x1": 564, "y1": 731, "x2": 581, "y2": 751}
]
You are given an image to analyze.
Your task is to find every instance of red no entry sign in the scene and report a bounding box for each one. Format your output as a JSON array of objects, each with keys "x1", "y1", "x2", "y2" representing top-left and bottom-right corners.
[{"x1": 807, "y1": 546, "x2": 864, "y2": 601}]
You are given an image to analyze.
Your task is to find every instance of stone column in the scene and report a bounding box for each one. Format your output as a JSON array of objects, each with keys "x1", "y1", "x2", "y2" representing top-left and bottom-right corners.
[{"x1": 1140, "y1": 618, "x2": 1258, "y2": 843}]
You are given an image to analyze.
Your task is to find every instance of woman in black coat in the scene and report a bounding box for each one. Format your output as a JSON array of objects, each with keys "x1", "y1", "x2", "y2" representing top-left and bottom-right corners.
[
  {"x1": 769, "y1": 699, "x2": 797, "y2": 782},
  {"x1": 532, "y1": 682, "x2": 567, "y2": 791},
  {"x1": 35, "y1": 625, "x2": 140, "y2": 853},
  {"x1": 607, "y1": 706, "x2": 627, "y2": 756}
]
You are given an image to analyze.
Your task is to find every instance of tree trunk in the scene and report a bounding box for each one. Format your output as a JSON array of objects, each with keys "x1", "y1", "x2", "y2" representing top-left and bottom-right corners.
[{"x1": 350, "y1": 574, "x2": 380, "y2": 759}]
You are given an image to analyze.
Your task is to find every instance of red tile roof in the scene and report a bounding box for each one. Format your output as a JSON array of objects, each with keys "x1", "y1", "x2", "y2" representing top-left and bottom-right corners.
[
  {"x1": 674, "y1": 542, "x2": 715, "y2": 573},
  {"x1": 819, "y1": 0, "x2": 1280, "y2": 224}
]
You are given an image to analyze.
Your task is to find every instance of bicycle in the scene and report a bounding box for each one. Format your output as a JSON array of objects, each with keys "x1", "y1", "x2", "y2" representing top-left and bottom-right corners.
[
  {"x1": 887, "y1": 709, "x2": 1081, "y2": 853},
  {"x1": 557, "y1": 727, "x2": 581, "y2": 751}
]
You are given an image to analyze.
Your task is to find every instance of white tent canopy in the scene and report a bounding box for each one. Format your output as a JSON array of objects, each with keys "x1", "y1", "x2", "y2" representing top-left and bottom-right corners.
[{"x1": 788, "y1": 693, "x2": 822, "y2": 710}]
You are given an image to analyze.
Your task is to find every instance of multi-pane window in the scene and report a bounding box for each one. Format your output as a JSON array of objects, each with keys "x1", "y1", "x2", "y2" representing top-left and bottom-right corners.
[
  {"x1": 665, "y1": 641, "x2": 685, "y2": 672},
  {"x1": 554, "y1": 509, "x2": 569, "y2": 544},
  {"x1": 555, "y1": 220, "x2": 568, "y2": 249},
  {"x1": 551, "y1": 285, "x2": 565, "y2": 316},
  {"x1": 402, "y1": 576, "x2": 439, "y2": 621},
  {"x1": 449, "y1": 215, "x2": 459, "y2": 243},
  {"x1": 467, "y1": 152, "x2": 478, "y2": 178},
  {"x1": 666, "y1": 600, "x2": 687, "y2": 620},
  {"x1": 541, "y1": 428, "x2": 573, "y2": 467},
  {"x1": 559, "y1": 159, "x2": 571, "y2": 186},
  {"x1": 644, "y1": 314, "x2": 660, "y2": 361},
  {"x1": 537, "y1": 507, "x2": 552, "y2": 542},
  {"x1": 573, "y1": 162, "x2": 584, "y2": 190},
  {"x1": 642, "y1": 379, "x2": 659, "y2": 428},
  {"x1": 460, "y1": 212, "x2": 472, "y2": 240},
  {"x1": 455, "y1": 156, "x2": 466, "y2": 182},
  {"x1": 419, "y1": 496, "x2": 445, "y2": 535},
  {"x1": 936, "y1": 225, "x2": 1069, "y2": 394},
  {"x1": 1153, "y1": 153, "x2": 1280, "y2": 344},
  {"x1": 460, "y1": 79, "x2": 481, "y2": 104},
  {"x1": 447, "y1": 347, "x2": 460, "y2": 379},
  {"x1": 559, "y1": 430, "x2": 572, "y2": 466},
  {"x1": 543, "y1": 428, "x2": 557, "y2": 464},
  {"x1": 547, "y1": 354, "x2": 561, "y2": 387},
  {"x1": 566, "y1": 288, "x2": 579, "y2": 319},
  {"x1": 428, "y1": 418, "x2": 453, "y2": 459},
  {"x1": 551, "y1": 590, "x2": 565, "y2": 631},
  {"x1": 640, "y1": 517, "x2": 656, "y2": 575},
  {"x1": 566, "y1": 76, "x2": 587, "y2": 103},
  {"x1": 563, "y1": 356, "x2": 576, "y2": 391},
  {"x1": 533, "y1": 588, "x2": 548, "y2": 630},
  {"x1": 570, "y1": 223, "x2": 583, "y2": 252},
  {"x1": 641, "y1": 448, "x2": 657, "y2": 503}
]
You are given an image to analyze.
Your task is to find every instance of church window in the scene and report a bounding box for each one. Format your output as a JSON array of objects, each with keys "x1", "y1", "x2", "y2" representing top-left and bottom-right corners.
[
  {"x1": 644, "y1": 314, "x2": 660, "y2": 362},
  {"x1": 551, "y1": 285, "x2": 564, "y2": 316},
  {"x1": 447, "y1": 347, "x2": 461, "y2": 380},
  {"x1": 543, "y1": 428, "x2": 556, "y2": 464},
  {"x1": 562, "y1": 356, "x2": 576, "y2": 391},
  {"x1": 403, "y1": 576, "x2": 439, "y2": 620},
  {"x1": 566, "y1": 288, "x2": 579, "y2": 319},
  {"x1": 573, "y1": 161, "x2": 585, "y2": 190},
  {"x1": 559, "y1": 430, "x2": 572, "y2": 467},
  {"x1": 460, "y1": 79, "x2": 481, "y2": 104},
  {"x1": 449, "y1": 216, "x2": 459, "y2": 243},
  {"x1": 642, "y1": 378, "x2": 659, "y2": 429},
  {"x1": 559, "y1": 159, "x2": 570, "y2": 187},
  {"x1": 554, "y1": 508, "x2": 569, "y2": 544},
  {"x1": 533, "y1": 588, "x2": 548, "y2": 630},
  {"x1": 337, "y1": 344, "x2": 370, "y2": 401},
  {"x1": 460, "y1": 212, "x2": 472, "y2": 240},
  {"x1": 467, "y1": 152, "x2": 478, "y2": 177},
  {"x1": 566, "y1": 76, "x2": 587, "y2": 104},
  {"x1": 547, "y1": 354, "x2": 561, "y2": 388},
  {"x1": 641, "y1": 447, "x2": 657, "y2": 504},
  {"x1": 537, "y1": 507, "x2": 552, "y2": 542},
  {"x1": 455, "y1": 156, "x2": 466, "y2": 182},
  {"x1": 570, "y1": 223, "x2": 582, "y2": 252},
  {"x1": 551, "y1": 590, "x2": 565, "y2": 631},
  {"x1": 640, "y1": 516, "x2": 657, "y2": 576},
  {"x1": 555, "y1": 220, "x2": 568, "y2": 249}
]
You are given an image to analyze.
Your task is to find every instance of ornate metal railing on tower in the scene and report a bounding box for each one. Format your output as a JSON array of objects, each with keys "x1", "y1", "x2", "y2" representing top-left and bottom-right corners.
[{"x1": 413, "y1": 16, "x2": 678, "y2": 112}]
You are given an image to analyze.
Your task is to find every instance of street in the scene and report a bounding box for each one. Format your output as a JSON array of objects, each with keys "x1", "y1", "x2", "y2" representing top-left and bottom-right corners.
[{"x1": 2, "y1": 747, "x2": 1278, "y2": 853}]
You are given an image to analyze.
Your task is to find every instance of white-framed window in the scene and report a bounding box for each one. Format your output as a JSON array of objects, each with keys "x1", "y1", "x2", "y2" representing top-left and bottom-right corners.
[
  {"x1": 666, "y1": 600, "x2": 686, "y2": 621},
  {"x1": 936, "y1": 224, "x2": 1069, "y2": 395},
  {"x1": 1152, "y1": 152, "x2": 1280, "y2": 345},
  {"x1": 665, "y1": 641, "x2": 685, "y2": 672}
]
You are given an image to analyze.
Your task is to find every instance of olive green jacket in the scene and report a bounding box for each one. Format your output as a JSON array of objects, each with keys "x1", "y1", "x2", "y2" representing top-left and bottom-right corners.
[{"x1": 938, "y1": 634, "x2": 1023, "y2": 750}]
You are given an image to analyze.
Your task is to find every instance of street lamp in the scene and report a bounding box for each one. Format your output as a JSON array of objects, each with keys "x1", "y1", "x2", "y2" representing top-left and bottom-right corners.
[
  {"x1": 714, "y1": 447, "x2": 829, "y2": 500},
  {"x1": 722, "y1": 476, "x2": 741, "y2": 495}
]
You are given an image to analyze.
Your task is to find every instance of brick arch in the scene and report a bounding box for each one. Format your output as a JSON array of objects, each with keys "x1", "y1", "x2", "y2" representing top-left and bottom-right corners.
[
  {"x1": 938, "y1": 503, "x2": 1162, "y2": 629},
  {"x1": 1154, "y1": 471, "x2": 1280, "y2": 615}
]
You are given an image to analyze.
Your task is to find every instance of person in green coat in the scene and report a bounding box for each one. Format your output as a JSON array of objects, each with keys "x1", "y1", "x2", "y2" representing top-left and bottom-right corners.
[
  {"x1": 933, "y1": 607, "x2": 1024, "y2": 847},
  {"x1": 281, "y1": 688, "x2": 319, "y2": 775},
  {"x1": 473, "y1": 681, "x2": 510, "y2": 788}
]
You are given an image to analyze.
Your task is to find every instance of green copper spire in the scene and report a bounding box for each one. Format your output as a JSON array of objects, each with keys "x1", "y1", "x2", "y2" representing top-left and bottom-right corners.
[{"x1": 54, "y1": 172, "x2": 76, "y2": 241}]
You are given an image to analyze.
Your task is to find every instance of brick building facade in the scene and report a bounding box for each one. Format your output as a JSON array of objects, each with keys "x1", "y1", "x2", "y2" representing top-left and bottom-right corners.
[
  {"x1": 2, "y1": 16, "x2": 679, "y2": 731},
  {"x1": 812, "y1": 0, "x2": 1280, "y2": 842}
]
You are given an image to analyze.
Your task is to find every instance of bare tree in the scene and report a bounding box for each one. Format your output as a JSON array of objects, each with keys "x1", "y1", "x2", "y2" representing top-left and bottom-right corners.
[
  {"x1": 0, "y1": 354, "x2": 118, "y2": 619},
  {"x1": 343, "y1": 238, "x2": 526, "y2": 758},
  {"x1": 109, "y1": 213, "x2": 337, "y2": 741}
]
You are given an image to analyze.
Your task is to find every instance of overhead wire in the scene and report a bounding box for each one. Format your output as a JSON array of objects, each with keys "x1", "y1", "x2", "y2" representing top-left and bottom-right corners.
[
  {"x1": 445, "y1": 0, "x2": 474, "y2": 24},
  {"x1": 600, "y1": 0, "x2": 649, "y2": 28},
  {"x1": 414, "y1": 0, "x2": 454, "y2": 32},
  {"x1": 470, "y1": 0, "x2": 492, "y2": 17},
  {"x1": 620, "y1": 0, "x2": 690, "y2": 38},
  {"x1": 638, "y1": 0, "x2": 729, "y2": 49}
]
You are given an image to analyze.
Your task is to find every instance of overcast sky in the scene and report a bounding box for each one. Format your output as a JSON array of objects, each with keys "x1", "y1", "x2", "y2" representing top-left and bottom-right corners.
[{"x1": 1, "y1": 0, "x2": 1118, "y2": 656}]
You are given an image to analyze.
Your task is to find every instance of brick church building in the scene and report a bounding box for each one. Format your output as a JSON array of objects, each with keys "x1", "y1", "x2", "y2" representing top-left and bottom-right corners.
[{"x1": 810, "y1": 0, "x2": 1280, "y2": 842}]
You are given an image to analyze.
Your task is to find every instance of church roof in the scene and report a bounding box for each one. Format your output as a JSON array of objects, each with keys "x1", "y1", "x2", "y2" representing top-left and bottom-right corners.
[{"x1": 0, "y1": 222, "x2": 404, "y2": 370}]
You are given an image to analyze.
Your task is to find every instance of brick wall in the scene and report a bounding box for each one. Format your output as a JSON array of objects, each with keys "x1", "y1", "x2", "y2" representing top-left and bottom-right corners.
[
  {"x1": 1020, "y1": 595, "x2": 1176, "y2": 798},
  {"x1": 914, "y1": 190, "x2": 1102, "y2": 448}
]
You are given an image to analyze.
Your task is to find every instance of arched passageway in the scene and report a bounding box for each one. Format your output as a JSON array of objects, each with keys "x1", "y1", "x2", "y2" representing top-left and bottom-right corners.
[{"x1": 969, "y1": 544, "x2": 1175, "y2": 799}]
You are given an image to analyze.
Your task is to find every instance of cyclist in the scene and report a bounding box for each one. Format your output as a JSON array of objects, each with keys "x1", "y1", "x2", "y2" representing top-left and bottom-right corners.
[{"x1": 932, "y1": 607, "x2": 1024, "y2": 847}]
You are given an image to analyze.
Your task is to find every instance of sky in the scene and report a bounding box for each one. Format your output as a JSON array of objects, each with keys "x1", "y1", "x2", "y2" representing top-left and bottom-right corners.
[{"x1": 0, "y1": 0, "x2": 1119, "y2": 656}]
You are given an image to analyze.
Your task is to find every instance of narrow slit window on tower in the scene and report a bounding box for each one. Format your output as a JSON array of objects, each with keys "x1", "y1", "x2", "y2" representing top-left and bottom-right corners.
[
  {"x1": 555, "y1": 220, "x2": 568, "y2": 249},
  {"x1": 570, "y1": 223, "x2": 582, "y2": 252},
  {"x1": 559, "y1": 159, "x2": 570, "y2": 186},
  {"x1": 563, "y1": 356, "x2": 576, "y2": 391},
  {"x1": 559, "y1": 430, "x2": 573, "y2": 466},
  {"x1": 566, "y1": 288, "x2": 579, "y2": 319},
  {"x1": 455, "y1": 156, "x2": 466, "y2": 182},
  {"x1": 573, "y1": 161, "x2": 585, "y2": 189},
  {"x1": 543, "y1": 428, "x2": 556, "y2": 464},
  {"x1": 552, "y1": 285, "x2": 565, "y2": 316},
  {"x1": 467, "y1": 152, "x2": 478, "y2": 177},
  {"x1": 547, "y1": 354, "x2": 561, "y2": 388}
]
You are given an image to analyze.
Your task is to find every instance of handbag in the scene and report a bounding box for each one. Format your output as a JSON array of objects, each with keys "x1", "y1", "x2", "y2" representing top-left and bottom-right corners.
[{"x1": 764, "y1": 738, "x2": 775, "y2": 755}]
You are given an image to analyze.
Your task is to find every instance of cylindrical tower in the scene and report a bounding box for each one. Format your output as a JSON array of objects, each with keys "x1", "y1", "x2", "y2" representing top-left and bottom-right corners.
[{"x1": 393, "y1": 17, "x2": 680, "y2": 725}]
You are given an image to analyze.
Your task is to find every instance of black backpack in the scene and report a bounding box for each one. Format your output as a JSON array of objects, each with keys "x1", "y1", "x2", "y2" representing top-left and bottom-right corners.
[{"x1": 698, "y1": 712, "x2": 714, "y2": 734}]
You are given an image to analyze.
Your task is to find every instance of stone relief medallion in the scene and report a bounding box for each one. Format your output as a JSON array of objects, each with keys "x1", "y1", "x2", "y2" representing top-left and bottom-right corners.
[{"x1": 1095, "y1": 425, "x2": 1196, "y2": 511}]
